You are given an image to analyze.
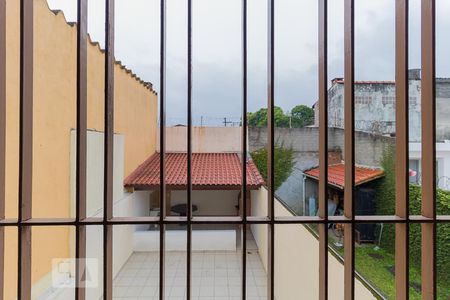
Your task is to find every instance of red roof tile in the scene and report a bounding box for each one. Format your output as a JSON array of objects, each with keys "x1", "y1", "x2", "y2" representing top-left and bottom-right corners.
[
  {"x1": 304, "y1": 163, "x2": 384, "y2": 189},
  {"x1": 124, "y1": 152, "x2": 265, "y2": 190}
]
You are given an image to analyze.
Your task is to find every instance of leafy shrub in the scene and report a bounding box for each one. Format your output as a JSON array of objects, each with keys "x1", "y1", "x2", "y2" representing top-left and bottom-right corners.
[
  {"x1": 250, "y1": 145, "x2": 295, "y2": 190},
  {"x1": 375, "y1": 145, "x2": 450, "y2": 287}
]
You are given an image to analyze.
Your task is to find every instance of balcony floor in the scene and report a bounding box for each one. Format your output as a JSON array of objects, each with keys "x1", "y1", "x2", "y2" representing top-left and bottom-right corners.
[{"x1": 113, "y1": 231, "x2": 267, "y2": 300}]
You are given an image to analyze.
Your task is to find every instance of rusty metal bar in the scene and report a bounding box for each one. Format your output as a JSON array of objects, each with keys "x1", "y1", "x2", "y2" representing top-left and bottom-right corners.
[
  {"x1": 318, "y1": 0, "x2": 328, "y2": 299},
  {"x1": 159, "y1": 0, "x2": 167, "y2": 298},
  {"x1": 421, "y1": 0, "x2": 436, "y2": 298},
  {"x1": 103, "y1": 0, "x2": 115, "y2": 299},
  {"x1": 18, "y1": 0, "x2": 33, "y2": 299},
  {"x1": 75, "y1": 0, "x2": 88, "y2": 299},
  {"x1": 186, "y1": 0, "x2": 193, "y2": 298},
  {"x1": 0, "y1": 0, "x2": 5, "y2": 297},
  {"x1": 76, "y1": 0, "x2": 88, "y2": 224},
  {"x1": 241, "y1": 0, "x2": 248, "y2": 298},
  {"x1": 0, "y1": 0, "x2": 5, "y2": 221},
  {"x1": 6, "y1": 215, "x2": 448, "y2": 225},
  {"x1": 104, "y1": 0, "x2": 115, "y2": 222},
  {"x1": 343, "y1": 0, "x2": 355, "y2": 298},
  {"x1": 3, "y1": 1, "x2": 449, "y2": 299},
  {"x1": 395, "y1": 0, "x2": 409, "y2": 299},
  {"x1": 267, "y1": 0, "x2": 275, "y2": 299}
]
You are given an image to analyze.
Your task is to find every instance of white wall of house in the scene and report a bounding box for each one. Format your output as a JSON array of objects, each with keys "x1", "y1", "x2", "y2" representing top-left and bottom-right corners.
[
  {"x1": 170, "y1": 190, "x2": 240, "y2": 216},
  {"x1": 32, "y1": 131, "x2": 139, "y2": 300},
  {"x1": 251, "y1": 187, "x2": 377, "y2": 300},
  {"x1": 72, "y1": 130, "x2": 134, "y2": 300},
  {"x1": 157, "y1": 126, "x2": 242, "y2": 153},
  {"x1": 32, "y1": 131, "x2": 136, "y2": 300},
  {"x1": 409, "y1": 141, "x2": 450, "y2": 190},
  {"x1": 69, "y1": 130, "x2": 127, "y2": 218}
]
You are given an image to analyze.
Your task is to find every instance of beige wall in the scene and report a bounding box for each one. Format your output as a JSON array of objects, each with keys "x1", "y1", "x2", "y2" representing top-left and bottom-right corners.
[
  {"x1": 158, "y1": 126, "x2": 242, "y2": 153},
  {"x1": 251, "y1": 188, "x2": 377, "y2": 300},
  {"x1": 4, "y1": 0, "x2": 157, "y2": 299}
]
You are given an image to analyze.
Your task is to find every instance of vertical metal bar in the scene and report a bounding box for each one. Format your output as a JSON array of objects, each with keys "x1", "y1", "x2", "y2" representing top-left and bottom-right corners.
[
  {"x1": 103, "y1": 0, "x2": 114, "y2": 299},
  {"x1": 395, "y1": 0, "x2": 409, "y2": 299},
  {"x1": 421, "y1": 0, "x2": 436, "y2": 298},
  {"x1": 318, "y1": 1, "x2": 328, "y2": 299},
  {"x1": 75, "y1": 0, "x2": 88, "y2": 299},
  {"x1": 343, "y1": 0, "x2": 355, "y2": 299},
  {"x1": 0, "y1": 0, "x2": 6, "y2": 297},
  {"x1": 18, "y1": 0, "x2": 33, "y2": 299},
  {"x1": 267, "y1": 0, "x2": 275, "y2": 299},
  {"x1": 0, "y1": 0, "x2": 5, "y2": 220},
  {"x1": 186, "y1": 0, "x2": 193, "y2": 298},
  {"x1": 159, "y1": 0, "x2": 167, "y2": 298},
  {"x1": 241, "y1": 0, "x2": 248, "y2": 298}
]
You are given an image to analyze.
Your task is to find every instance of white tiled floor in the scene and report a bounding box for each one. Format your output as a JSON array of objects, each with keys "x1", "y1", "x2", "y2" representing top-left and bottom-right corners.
[{"x1": 113, "y1": 232, "x2": 267, "y2": 300}]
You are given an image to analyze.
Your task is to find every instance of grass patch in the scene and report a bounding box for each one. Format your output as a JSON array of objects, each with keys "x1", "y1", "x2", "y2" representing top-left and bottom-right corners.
[
  {"x1": 333, "y1": 245, "x2": 450, "y2": 300},
  {"x1": 353, "y1": 246, "x2": 422, "y2": 300}
]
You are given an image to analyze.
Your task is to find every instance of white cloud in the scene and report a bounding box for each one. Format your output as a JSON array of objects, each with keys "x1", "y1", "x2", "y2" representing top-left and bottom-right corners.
[{"x1": 46, "y1": 0, "x2": 450, "y2": 120}]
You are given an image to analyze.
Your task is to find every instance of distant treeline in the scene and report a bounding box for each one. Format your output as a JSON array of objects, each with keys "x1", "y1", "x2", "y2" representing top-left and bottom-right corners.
[{"x1": 248, "y1": 105, "x2": 314, "y2": 128}]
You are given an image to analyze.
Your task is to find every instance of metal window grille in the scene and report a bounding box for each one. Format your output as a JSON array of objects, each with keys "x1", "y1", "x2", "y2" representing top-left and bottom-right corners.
[{"x1": 0, "y1": 0, "x2": 448, "y2": 299}]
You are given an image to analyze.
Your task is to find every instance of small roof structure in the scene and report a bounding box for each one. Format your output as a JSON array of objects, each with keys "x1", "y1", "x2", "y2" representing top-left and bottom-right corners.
[
  {"x1": 304, "y1": 163, "x2": 384, "y2": 189},
  {"x1": 124, "y1": 152, "x2": 265, "y2": 190}
]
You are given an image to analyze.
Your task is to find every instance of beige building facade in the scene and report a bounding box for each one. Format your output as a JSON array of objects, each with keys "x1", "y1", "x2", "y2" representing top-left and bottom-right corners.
[{"x1": 3, "y1": 0, "x2": 157, "y2": 299}]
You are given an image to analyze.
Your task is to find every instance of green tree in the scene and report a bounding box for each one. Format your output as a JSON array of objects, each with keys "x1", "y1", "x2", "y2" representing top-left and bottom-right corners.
[
  {"x1": 250, "y1": 145, "x2": 295, "y2": 190},
  {"x1": 290, "y1": 105, "x2": 314, "y2": 128},
  {"x1": 248, "y1": 105, "x2": 314, "y2": 128},
  {"x1": 247, "y1": 106, "x2": 289, "y2": 127}
]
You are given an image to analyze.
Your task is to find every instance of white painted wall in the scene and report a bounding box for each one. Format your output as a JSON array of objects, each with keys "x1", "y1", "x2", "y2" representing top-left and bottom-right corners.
[
  {"x1": 251, "y1": 187, "x2": 377, "y2": 300},
  {"x1": 72, "y1": 131, "x2": 132, "y2": 300},
  {"x1": 69, "y1": 130, "x2": 126, "y2": 218},
  {"x1": 157, "y1": 126, "x2": 242, "y2": 153},
  {"x1": 114, "y1": 190, "x2": 151, "y2": 231},
  {"x1": 82, "y1": 191, "x2": 150, "y2": 300},
  {"x1": 33, "y1": 131, "x2": 134, "y2": 300},
  {"x1": 171, "y1": 190, "x2": 240, "y2": 216},
  {"x1": 410, "y1": 141, "x2": 450, "y2": 190}
]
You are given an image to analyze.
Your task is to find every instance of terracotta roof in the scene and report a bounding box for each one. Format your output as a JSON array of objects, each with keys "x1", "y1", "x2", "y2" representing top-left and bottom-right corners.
[
  {"x1": 304, "y1": 163, "x2": 384, "y2": 189},
  {"x1": 124, "y1": 152, "x2": 265, "y2": 190}
]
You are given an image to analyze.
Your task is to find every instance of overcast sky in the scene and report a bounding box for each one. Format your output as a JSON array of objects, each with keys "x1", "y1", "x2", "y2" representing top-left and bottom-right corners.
[{"x1": 47, "y1": 0, "x2": 450, "y2": 125}]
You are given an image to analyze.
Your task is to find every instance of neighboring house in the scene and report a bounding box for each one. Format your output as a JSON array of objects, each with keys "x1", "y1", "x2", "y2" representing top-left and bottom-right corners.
[
  {"x1": 248, "y1": 127, "x2": 394, "y2": 214},
  {"x1": 124, "y1": 152, "x2": 264, "y2": 217},
  {"x1": 3, "y1": 1, "x2": 157, "y2": 299},
  {"x1": 311, "y1": 69, "x2": 450, "y2": 190},
  {"x1": 409, "y1": 141, "x2": 450, "y2": 190},
  {"x1": 303, "y1": 163, "x2": 384, "y2": 243},
  {"x1": 123, "y1": 152, "x2": 264, "y2": 251},
  {"x1": 312, "y1": 69, "x2": 450, "y2": 141}
]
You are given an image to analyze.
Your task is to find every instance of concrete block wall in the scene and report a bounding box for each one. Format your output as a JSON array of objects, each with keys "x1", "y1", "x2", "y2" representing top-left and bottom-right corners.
[{"x1": 249, "y1": 127, "x2": 394, "y2": 167}]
